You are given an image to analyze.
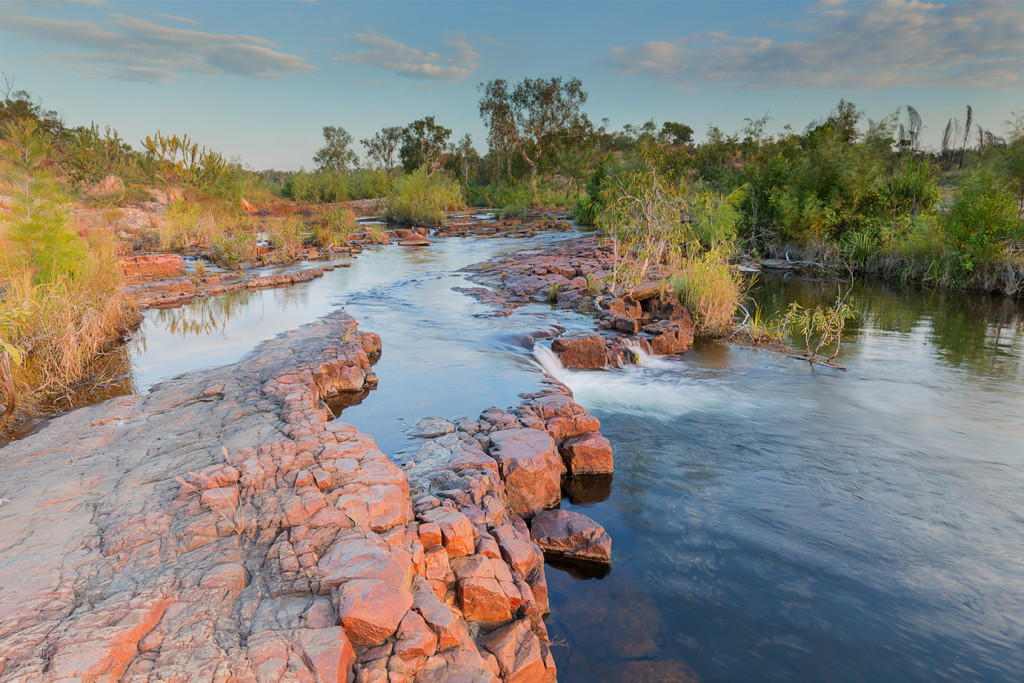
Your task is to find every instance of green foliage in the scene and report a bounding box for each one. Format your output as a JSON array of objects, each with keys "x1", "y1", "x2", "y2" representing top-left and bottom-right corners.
[
  {"x1": 669, "y1": 249, "x2": 746, "y2": 337},
  {"x1": 941, "y1": 171, "x2": 1023, "y2": 272},
  {"x1": 361, "y1": 126, "x2": 404, "y2": 176},
  {"x1": 141, "y1": 131, "x2": 229, "y2": 189},
  {"x1": 311, "y1": 206, "x2": 357, "y2": 246},
  {"x1": 779, "y1": 291, "x2": 856, "y2": 360},
  {"x1": 314, "y1": 126, "x2": 358, "y2": 172},
  {"x1": 0, "y1": 119, "x2": 87, "y2": 283},
  {"x1": 61, "y1": 123, "x2": 138, "y2": 188},
  {"x1": 400, "y1": 117, "x2": 452, "y2": 175},
  {"x1": 283, "y1": 168, "x2": 390, "y2": 203},
  {"x1": 385, "y1": 169, "x2": 463, "y2": 226}
]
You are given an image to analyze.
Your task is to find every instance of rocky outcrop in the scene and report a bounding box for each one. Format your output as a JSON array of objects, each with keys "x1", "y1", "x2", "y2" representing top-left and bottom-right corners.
[
  {"x1": 0, "y1": 309, "x2": 553, "y2": 682},
  {"x1": 463, "y1": 236, "x2": 697, "y2": 367}
]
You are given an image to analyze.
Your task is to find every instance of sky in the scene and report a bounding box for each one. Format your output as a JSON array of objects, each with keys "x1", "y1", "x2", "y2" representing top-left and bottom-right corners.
[{"x1": 2, "y1": 0, "x2": 1022, "y2": 171}]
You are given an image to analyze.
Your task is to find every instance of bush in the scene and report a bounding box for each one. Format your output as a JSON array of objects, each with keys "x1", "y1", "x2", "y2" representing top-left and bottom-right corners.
[
  {"x1": 669, "y1": 249, "x2": 746, "y2": 337},
  {"x1": 385, "y1": 169, "x2": 463, "y2": 226},
  {"x1": 941, "y1": 171, "x2": 1023, "y2": 272}
]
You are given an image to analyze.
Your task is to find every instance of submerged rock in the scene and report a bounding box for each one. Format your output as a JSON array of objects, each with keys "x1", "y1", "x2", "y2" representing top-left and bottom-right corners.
[
  {"x1": 530, "y1": 509, "x2": 611, "y2": 564},
  {"x1": 413, "y1": 416, "x2": 456, "y2": 438}
]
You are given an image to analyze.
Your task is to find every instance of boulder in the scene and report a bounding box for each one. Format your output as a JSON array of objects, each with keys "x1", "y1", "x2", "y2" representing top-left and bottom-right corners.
[
  {"x1": 644, "y1": 316, "x2": 695, "y2": 355},
  {"x1": 399, "y1": 235, "x2": 430, "y2": 247},
  {"x1": 559, "y1": 432, "x2": 613, "y2": 474},
  {"x1": 530, "y1": 509, "x2": 611, "y2": 564},
  {"x1": 550, "y1": 332, "x2": 606, "y2": 369},
  {"x1": 487, "y1": 429, "x2": 562, "y2": 518},
  {"x1": 607, "y1": 296, "x2": 641, "y2": 319},
  {"x1": 627, "y1": 280, "x2": 666, "y2": 301}
]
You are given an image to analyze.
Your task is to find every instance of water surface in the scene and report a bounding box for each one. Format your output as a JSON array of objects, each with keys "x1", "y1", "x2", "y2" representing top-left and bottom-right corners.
[{"x1": 126, "y1": 247, "x2": 1024, "y2": 682}]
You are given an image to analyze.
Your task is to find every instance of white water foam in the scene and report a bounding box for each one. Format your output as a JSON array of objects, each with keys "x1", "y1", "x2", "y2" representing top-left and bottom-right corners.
[{"x1": 531, "y1": 343, "x2": 754, "y2": 419}]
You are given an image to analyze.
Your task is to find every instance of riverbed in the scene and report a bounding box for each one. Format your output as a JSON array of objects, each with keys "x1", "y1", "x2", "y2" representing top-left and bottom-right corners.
[{"x1": 122, "y1": 235, "x2": 1024, "y2": 681}]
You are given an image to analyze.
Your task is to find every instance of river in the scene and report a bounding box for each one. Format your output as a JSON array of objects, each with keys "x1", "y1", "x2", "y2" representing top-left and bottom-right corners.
[{"x1": 122, "y1": 234, "x2": 1024, "y2": 682}]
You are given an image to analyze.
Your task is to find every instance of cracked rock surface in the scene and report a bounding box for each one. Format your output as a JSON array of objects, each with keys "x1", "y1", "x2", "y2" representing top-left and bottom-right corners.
[{"x1": 0, "y1": 309, "x2": 564, "y2": 682}]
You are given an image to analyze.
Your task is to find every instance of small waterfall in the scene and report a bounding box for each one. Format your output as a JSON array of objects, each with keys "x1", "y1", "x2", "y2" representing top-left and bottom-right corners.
[
  {"x1": 531, "y1": 341, "x2": 753, "y2": 419},
  {"x1": 532, "y1": 344, "x2": 570, "y2": 382}
]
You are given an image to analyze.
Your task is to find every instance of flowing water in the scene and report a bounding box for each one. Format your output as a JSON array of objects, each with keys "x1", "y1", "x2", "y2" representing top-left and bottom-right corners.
[{"x1": 122, "y1": 238, "x2": 1023, "y2": 682}]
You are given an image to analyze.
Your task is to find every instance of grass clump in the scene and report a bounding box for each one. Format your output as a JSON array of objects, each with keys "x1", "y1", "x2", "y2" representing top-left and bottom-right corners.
[
  {"x1": 1, "y1": 119, "x2": 138, "y2": 428},
  {"x1": 668, "y1": 249, "x2": 746, "y2": 337},
  {"x1": 385, "y1": 169, "x2": 463, "y2": 226}
]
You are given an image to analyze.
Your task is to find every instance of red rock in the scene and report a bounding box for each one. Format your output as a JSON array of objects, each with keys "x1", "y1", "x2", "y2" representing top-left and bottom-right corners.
[
  {"x1": 550, "y1": 332, "x2": 606, "y2": 368},
  {"x1": 628, "y1": 280, "x2": 667, "y2": 301},
  {"x1": 335, "y1": 579, "x2": 413, "y2": 647},
  {"x1": 608, "y1": 296, "x2": 641, "y2": 319},
  {"x1": 317, "y1": 536, "x2": 411, "y2": 589},
  {"x1": 456, "y1": 575, "x2": 512, "y2": 624},
  {"x1": 530, "y1": 509, "x2": 611, "y2": 563},
  {"x1": 394, "y1": 611, "x2": 437, "y2": 657},
  {"x1": 399, "y1": 235, "x2": 430, "y2": 246},
  {"x1": 479, "y1": 620, "x2": 548, "y2": 683},
  {"x1": 120, "y1": 254, "x2": 186, "y2": 279},
  {"x1": 487, "y1": 429, "x2": 563, "y2": 518},
  {"x1": 412, "y1": 582, "x2": 463, "y2": 651},
  {"x1": 312, "y1": 362, "x2": 366, "y2": 397},
  {"x1": 418, "y1": 507, "x2": 475, "y2": 558},
  {"x1": 559, "y1": 432, "x2": 614, "y2": 474},
  {"x1": 200, "y1": 485, "x2": 238, "y2": 512},
  {"x1": 645, "y1": 316, "x2": 695, "y2": 355},
  {"x1": 418, "y1": 522, "x2": 442, "y2": 548},
  {"x1": 497, "y1": 537, "x2": 539, "y2": 578},
  {"x1": 297, "y1": 626, "x2": 356, "y2": 683}
]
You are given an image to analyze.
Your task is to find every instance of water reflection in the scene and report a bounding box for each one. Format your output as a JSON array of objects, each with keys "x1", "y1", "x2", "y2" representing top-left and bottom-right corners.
[{"x1": 546, "y1": 274, "x2": 1024, "y2": 682}]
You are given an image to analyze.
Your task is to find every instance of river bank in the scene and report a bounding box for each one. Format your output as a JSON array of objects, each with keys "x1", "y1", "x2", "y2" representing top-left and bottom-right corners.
[{"x1": 0, "y1": 300, "x2": 617, "y2": 681}]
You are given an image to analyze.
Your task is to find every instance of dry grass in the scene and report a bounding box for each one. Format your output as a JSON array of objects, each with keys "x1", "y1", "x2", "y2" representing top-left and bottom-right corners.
[
  {"x1": 669, "y1": 249, "x2": 747, "y2": 337},
  {"x1": 1, "y1": 231, "x2": 139, "y2": 427}
]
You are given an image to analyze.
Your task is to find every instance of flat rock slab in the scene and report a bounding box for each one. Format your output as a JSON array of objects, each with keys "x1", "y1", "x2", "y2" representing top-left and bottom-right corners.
[
  {"x1": 412, "y1": 416, "x2": 456, "y2": 438},
  {"x1": 399, "y1": 236, "x2": 430, "y2": 246},
  {"x1": 530, "y1": 509, "x2": 611, "y2": 564}
]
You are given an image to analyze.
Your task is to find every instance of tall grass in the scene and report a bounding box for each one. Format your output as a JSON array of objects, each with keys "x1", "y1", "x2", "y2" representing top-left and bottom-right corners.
[
  {"x1": 1, "y1": 119, "x2": 138, "y2": 428},
  {"x1": 669, "y1": 249, "x2": 746, "y2": 337},
  {"x1": 385, "y1": 169, "x2": 463, "y2": 226}
]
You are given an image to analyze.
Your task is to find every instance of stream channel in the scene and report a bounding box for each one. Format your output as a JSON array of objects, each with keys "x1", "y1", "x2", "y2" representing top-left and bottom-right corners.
[{"x1": 119, "y1": 232, "x2": 1023, "y2": 682}]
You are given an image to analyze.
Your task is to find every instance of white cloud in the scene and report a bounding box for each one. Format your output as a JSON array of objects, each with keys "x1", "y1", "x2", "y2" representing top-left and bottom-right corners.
[
  {"x1": 605, "y1": 0, "x2": 1023, "y2": 91},
  {"x1": 2, "y1": 7, "x2": 316, "y2": 82},
  {"x1": 334, "y1": 32, "x2": 479, "y2": 80}
]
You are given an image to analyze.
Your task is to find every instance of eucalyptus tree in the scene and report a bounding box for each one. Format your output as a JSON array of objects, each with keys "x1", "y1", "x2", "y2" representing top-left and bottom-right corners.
[
  {"x1": 478, "y1": 76, "x2": 589, "y2": 199},
  {"x1": 399, "y1": 116, "x2": 451, "y2": 176},
  {"x1": 313, "y1": 125, "x2": 358, "y2": 172},
  {"x1": 360, "y1": 126, "x2": 403, "y2": 177}
]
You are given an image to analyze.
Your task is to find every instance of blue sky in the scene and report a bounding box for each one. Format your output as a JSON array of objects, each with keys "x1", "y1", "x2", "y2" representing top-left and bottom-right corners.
[{"x1": 2, "y1": 0, "x2": 1021, "y2": 170}]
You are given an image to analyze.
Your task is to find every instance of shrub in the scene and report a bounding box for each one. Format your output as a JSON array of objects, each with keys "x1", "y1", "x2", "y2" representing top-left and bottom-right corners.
[
  {"x1": 669, "y1": 249, "x2": 746, "y2": 337},
  {"x1": 385, "y1": 169, "x2": 463, "y2": 226},
  {"x1": 940, "y1": 171, "x2": 1023, "y2": 272}
]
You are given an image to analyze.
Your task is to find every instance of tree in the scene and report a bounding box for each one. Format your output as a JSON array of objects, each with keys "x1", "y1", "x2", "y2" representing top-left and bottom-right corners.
[
  {"x1": 399, "y1": 117, "x2": 451, "y2": 175},
  {"x1": 448, "y1": 134, "x2": 479, "y2": 192},
  {"x1": 660, "y1": 121, "x2": 694, "y2": 147},
  {"x1": 361, "y1": 126, "x2": 403, "y2": 177},
  {"x1": 0, "y1": 118, "x2": 85, "y2": 284},
  {"x1": 479, "y1": 76, "x2": 589, "y2": 199},
  {"x1": 313, "y1": 125, "x2": 357, "y2": 172}
]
